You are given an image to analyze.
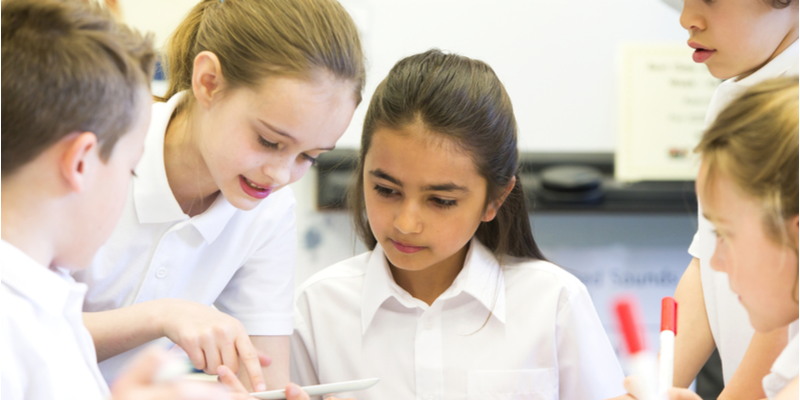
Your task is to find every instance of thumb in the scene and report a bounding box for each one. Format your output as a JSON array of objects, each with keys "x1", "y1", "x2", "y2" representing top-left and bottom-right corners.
[
  {"x1": 285, "y1": 383, "x2": 310, "y2": 400},
  {"x1": 667, "y1": 388, "x2": 703, "y2": 400}
]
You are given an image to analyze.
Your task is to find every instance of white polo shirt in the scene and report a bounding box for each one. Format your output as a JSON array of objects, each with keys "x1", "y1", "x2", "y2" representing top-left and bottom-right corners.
[
  {"x1": 74, "y1": 92, "x2": 297, "y2": 383},
  {"x1": 1, "y1": 240, "x2": 110, "y2": 400},
  {"x1": 689, "y1": 40, "x2": 799, "y2": 383},
  {"x1": 291, "y1": 239, "x2": 625, "y2": 400},
  {"x1": 762, "y1": 331, "x2": 799, "y2": 400}
]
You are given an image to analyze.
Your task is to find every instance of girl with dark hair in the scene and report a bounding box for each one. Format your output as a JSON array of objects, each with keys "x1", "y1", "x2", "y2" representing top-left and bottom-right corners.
[{"x1": 290, "y1": 50, "x2": 625, "y2": 399}]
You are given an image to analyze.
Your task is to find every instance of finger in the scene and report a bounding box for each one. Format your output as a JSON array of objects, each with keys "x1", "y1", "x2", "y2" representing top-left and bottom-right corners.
[
  {"x1": 235, "y1": 335, "x2": 267, "y2": 392},
  {"x1": 258, "y1": 353, "x2": 272, "y2": 368},
  {"x1": 182, "y1": 342, "x2": 207, "y2": 372},
  {"x1": 201, "y1": 335, "x2": 224, "y2": 375},
  {"x1": 285, "y1": 383, "x2": 310, "y2": 400},
  {"x1": 622, "y1": 376, "x2": 643, "y2": 399},
  {"x1": 217, "y1": 365, "x2": 250, "y2": 394},
  {"x1": 219, "y1": 337, "x2": 240, "y2": 376},
  {"x1": 112, "y1": 347, "x2": 166, "y2": 390},
  {"x1": 667, "y1": 388, "x2": 703, "y2": 400}
]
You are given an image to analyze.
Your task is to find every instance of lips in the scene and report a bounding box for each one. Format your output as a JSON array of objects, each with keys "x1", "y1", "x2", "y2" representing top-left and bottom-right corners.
[
  {"x1": 688, "y1": 41, "x2": 716, "y2": 63},
  {"x1": 391, "y1": 239, "x2": 426, "y2": 254},
  {"x1": 239, "y1": 175, "x2": 273, "y2": 199}
]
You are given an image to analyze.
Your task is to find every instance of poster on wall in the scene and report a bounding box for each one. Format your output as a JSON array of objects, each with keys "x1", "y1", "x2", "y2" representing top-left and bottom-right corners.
[{"x1": 616, "y1": 44, "x2": 720, "y2": 182}]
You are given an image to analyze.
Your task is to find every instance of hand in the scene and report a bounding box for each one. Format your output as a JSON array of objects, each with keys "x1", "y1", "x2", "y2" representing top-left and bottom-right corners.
[
  {"x1": 111, "y1": 347, "x2": 232, "y2": 400},
  {"x1": 158, "y1": 299, "x2": 269, "y2": 392},
  {"x1": 217, "y1": 368, "x2": 355, "y2": 400},
  {"x1": 603, "y1": 376, "x2": 702, "y2": 400}
]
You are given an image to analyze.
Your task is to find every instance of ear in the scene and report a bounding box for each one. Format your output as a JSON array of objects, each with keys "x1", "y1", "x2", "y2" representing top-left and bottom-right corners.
[
  {"x1": 481, "y1": 176, "x2": 516, "y2": 222},
  {"x1": 192, "y1": 51, "x2": 225, "y2": 109},
  {"x1": 59, "y1": 132, "x2": 99, "y2": 194}
]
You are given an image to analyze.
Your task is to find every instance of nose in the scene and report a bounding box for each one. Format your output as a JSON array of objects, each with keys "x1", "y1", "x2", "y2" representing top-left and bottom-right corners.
[
  {"x1": 680, "y1": 0, "x2": 706, "y2": 32},
  {"x1": 262, "y1": 156, "x2": 292, "y2": 188},
  {"x1": 394, "y1": 201, "x2": 423, "y2": 235}
]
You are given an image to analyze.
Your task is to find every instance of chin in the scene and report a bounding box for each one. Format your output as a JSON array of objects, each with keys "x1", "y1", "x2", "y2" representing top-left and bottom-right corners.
[{"x1": 383, "y1": 250, "x2": 433, "y2": 272}]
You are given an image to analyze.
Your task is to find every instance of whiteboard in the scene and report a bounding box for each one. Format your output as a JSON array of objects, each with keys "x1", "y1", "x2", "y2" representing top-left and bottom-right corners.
[
  {"x1": 122, "y1": 0, "x2": 690, "y2": 153},
  {"x1": 338, "y1": 0, "x2": 688, "y2": 152}
]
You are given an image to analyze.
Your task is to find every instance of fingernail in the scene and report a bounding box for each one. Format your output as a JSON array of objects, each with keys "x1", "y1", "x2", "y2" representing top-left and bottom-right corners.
[
  {"x1": 287, "y1": 384, "x2": 299, "y2": 397},
  {"x1": 256, "y1": 383, "x2": 267, "y2": 392},
  {"x1": 217, "y1": 366, "x2": 226, "y2": 377}
]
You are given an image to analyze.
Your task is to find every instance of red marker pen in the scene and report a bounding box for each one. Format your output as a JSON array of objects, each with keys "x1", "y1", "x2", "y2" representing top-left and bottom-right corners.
[
  {"x1": 658, "y1": 297, "x2": 678, "y2": 396},
  {"x1": 614, "y1": 296, "x2": 658, "y2": 400}
]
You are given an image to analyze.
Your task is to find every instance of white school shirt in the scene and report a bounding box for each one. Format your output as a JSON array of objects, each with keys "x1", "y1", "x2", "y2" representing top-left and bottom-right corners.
[
  {"x1": 291, "y1": 238, "x2": 625, "y2": 400},
  {"x1": 688, "y1": 39, "x2": 799, "y2": 383},
  {"x1": 1, "y1": 240, "x2": 110, "y2": 400},
  {"x1": 73, "y1": 91, "x2": 297, "y2": 383},
  {"x1": 762, "y1": 331, "x2": 799, "y2": 400}
]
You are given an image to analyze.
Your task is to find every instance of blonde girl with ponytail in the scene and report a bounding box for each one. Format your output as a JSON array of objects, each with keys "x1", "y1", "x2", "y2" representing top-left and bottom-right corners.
[
  {"x1": 619, "y1": 77, "x2": 799, "y2": 400},
  {"x1": 73, "y1": 0, "x2": 365, "y2": 395}
]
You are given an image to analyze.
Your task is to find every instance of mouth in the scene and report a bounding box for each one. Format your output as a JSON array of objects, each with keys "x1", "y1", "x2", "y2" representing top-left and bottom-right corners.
[
  {"x1": 390, "y1": 239, "x2": 427, "y2": 254},
  {"x1": 239, "y1": 175, "x2": 273, "y2": 199},
  {"x1": 688, "y1": 41, "x2": 716, "y2": 63}
]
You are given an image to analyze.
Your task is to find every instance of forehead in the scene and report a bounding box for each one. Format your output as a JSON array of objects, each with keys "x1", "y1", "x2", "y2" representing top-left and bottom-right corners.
[
  {"x1": 697, "y1": 159, "x2": 751, "y2": 223},
  {"x1": 234, "y1": 74, "x2": 356, "y2": 142},
  {"x1": 365, "y1": 124, "x2": 483, "y2": 187}
]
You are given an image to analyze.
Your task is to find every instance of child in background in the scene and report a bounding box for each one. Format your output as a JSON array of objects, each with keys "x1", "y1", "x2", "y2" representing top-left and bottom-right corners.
[
  {"x1": 0, "y1": 0, "x2": 268, "y2": 398},
  {"x1": 290, "y1": 50, "x2": 625, "y2": 400},
  {"x1": 673, "y1": 0, "x2": 798, "y2": 397},
  {"x1": 621, "y1": 78, "x2": 799, "y2": 400},
  {"x1": 73, "y1": 0, "x2": 365, "y2": 391}
]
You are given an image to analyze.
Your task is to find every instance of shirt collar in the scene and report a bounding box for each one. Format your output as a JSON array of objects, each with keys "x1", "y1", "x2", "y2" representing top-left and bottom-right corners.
[
  {"x1": 736, "y1": 39, "x2": 799, "y2": 86},
  {"x1": 0, "y1": 240, "x2": 85, "y2": 317},
  {"x1": 133, "y1": 92, "x2": 187, "y2": 224},
  {"x1": 132, "y1": 91, "x2": 238, "y2": 244},
  {"x1": 360, "y1": 238, "x2": 506, "y2": 334}
]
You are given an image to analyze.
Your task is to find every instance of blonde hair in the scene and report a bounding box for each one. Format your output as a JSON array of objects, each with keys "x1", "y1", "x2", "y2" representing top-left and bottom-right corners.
[
  {"x1": 695, "y1": 76, "x2": 799, "y2": 250},
  {"x1": 159, "y1": 0, "x2": 365, "y2": 103}
]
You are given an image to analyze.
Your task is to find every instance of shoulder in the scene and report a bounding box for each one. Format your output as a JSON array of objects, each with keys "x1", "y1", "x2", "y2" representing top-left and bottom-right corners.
[
  {"x1": 297, "y1": 252, "x2": 371, "y2": 295},
  {"x1": 503, "y1": 257, "x2": 589, "y2": 300}
]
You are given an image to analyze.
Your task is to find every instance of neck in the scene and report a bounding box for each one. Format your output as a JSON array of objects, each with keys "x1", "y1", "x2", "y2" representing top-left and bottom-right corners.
[
  {"x1": 163, "y1": 102, "x2": 219, "y2": 216},
  {"x1": 389, "y1": 243, "x2": 470, "y2": 306},
  {"x1": 1, "y1": 179, "x2": 57, "y2": 268}
]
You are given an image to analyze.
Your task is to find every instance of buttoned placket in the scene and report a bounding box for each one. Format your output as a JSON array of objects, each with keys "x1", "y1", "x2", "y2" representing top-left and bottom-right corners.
[
  {"x1": 132, "y1": 218, "x2": 195, "y2": 303},
  {"x1": 415, "y1": 300, "x2": 444, "y2": 400}
]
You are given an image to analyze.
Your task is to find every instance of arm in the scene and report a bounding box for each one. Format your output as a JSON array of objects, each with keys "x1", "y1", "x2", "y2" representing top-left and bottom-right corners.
[
  {"x1": 673, "y1": 257, "x2": 716, "y2": 388},
  {"x1": 717, "y1": 327, "x2": 788, "y2": 400},
  {"x1": 774, "y1": 376, "x2": 799, "y2": 400},
  {"x1": 84, "y1": 298, "x2": 267, "y2": 391},
  {"x1": 237, "y1": 336, "x2": 290, "y2": 391}
]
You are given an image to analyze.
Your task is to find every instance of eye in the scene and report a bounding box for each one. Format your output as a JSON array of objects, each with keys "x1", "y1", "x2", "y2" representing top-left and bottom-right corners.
[
  {"x1": 130, "y1": 170, "x2": 138, "y2": 177},
  {"x1": 302, "y1": 153, "x2": 318, "y2": 165},
  {"x1": 431, "y1": 197, "x2": 457, "y2": 209},
  {"x1": 373, "y1": 185, "x2": 399, "y2": 198},
  {"x1": 258, "y1": 136, "x2": 279, "y2": 149}
]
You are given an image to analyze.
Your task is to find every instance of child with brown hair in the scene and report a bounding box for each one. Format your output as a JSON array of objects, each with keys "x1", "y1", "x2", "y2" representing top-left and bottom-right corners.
[
  {"x1": 0, "y1": 0, "x2": 267, "y2": 398},
  {"x1": 619, "y1": 77, "x2": 799, "y2": 400},
  {"x1": 290, "y1": 49, "x2": 626, "y2": 399},
  {"x1": 73, "y1": 0, "x2": 366, "y2": 392},
  {"x1": 672, "y1": 0, "x2": 798, "y2": 397}
]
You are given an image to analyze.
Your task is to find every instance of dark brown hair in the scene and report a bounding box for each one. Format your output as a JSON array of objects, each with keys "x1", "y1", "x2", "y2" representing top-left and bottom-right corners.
[
  {"x1": 350, "y1": 49, "x2": 546, "y2": 261},
  {"x1": 1, "y1": 0, "x2": 155, "y2": 177},
  {"x1": 159, "y1": 0, "x2": 365, "y2": 104}
]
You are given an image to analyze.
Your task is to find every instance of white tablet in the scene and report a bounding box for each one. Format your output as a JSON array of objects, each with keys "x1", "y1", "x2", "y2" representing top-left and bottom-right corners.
[{"x1": 250, "y1": 378, "x2": 380, "y2": 400}]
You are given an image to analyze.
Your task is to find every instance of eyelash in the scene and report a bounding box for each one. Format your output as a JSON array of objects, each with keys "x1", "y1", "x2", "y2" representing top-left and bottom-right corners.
[
  {"x1": 372, "y1": 185, "x2": 458, "y2": 209},
  {"x1": 259, "y1": 136, "x2": 317, "y2": 165},
  {"x1": 130, "y1": 170, "x2": 138, "y2": 177}
]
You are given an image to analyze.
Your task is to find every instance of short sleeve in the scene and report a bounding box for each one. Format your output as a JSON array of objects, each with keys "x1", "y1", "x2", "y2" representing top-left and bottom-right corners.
[
  {"x1": 555, "y1": 283, "x2": 626, "y2": 400},
  {"x1": 214, "y1": 201, "x2": 297, "y2": 336},
  {"x1": 290, "y1": 294, "x2": 322, "y2": 389}
]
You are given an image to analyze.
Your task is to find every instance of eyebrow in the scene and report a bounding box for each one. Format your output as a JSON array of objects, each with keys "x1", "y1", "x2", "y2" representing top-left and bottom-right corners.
[
  {"x1": 368, "y1": 169, "x2": 469, "y2": 193},
  {"x1": 258, "y1": 119, "x2": 336, "y2": 151}
]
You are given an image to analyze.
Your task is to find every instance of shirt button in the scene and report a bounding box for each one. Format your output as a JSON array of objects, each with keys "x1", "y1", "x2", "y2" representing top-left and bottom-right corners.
[
  {"x1": 155, "y1": 268, "x2": 168, "y2": 279},
  {"x1": 423, "y1": 318, "x2": 435, "y2": 330}
]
